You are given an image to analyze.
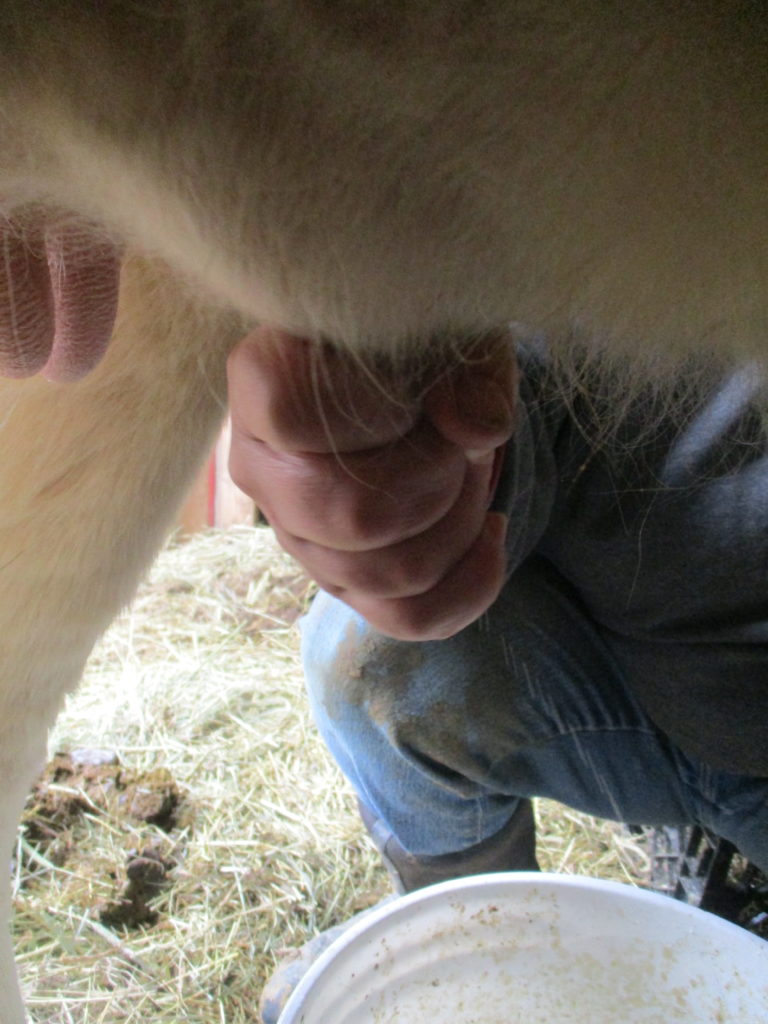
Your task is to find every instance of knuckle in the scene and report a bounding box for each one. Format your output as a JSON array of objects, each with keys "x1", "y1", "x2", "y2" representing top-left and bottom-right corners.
[
  {"x1": 360, "y1": 597, "x2": 447, "y2": 642},
  {"x1": 227, "y1": 448, "x2": 260, "y2": 499},
  {"x1": 226, "y1": 456, "x2": 250, "y2": 497},
  {"x1": 347, "y1": 555, "x2": 439, "y2": 599},
  {"x1": 341, "y1": 487, "x2": 452, "y2": 548}
]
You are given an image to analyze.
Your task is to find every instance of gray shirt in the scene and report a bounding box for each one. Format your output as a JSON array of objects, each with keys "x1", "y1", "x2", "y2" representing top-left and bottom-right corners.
[{"x1": 501, "y1": 350, "x2": 768, "y2": 776}]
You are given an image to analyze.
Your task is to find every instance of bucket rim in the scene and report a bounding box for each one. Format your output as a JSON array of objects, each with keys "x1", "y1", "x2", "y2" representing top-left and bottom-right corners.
[{"x1": 277, "y1": 871, "x2": 768, "y2": 1022}]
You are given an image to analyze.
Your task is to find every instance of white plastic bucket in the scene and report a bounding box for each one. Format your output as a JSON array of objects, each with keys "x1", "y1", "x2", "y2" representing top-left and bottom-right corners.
[{"x1": 277, "y1": 872, "x2": 768, "y2": 1023}]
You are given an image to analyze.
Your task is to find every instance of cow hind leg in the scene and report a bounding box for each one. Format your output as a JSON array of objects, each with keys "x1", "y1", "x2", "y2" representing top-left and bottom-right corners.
[{"x1": 0, "y1": 256, "x2": 237, "y2": 1021}]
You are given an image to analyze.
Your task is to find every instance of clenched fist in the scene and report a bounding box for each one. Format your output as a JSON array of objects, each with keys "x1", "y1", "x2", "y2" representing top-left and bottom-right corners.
[{"x1": 228, "y1": 327, "x2": 517, "y2": 640}]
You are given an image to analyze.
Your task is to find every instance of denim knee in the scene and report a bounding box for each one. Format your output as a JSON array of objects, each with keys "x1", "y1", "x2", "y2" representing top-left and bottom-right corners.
[
  {"x1": 301, "y1": 589, "x2": 485, "y2": 789},
  {"x1": 300, "y1": 574, "x2": 768, "y2": 867},
  {"x1": 300, "y1": 589, "x2": 527, "y2": 852}
]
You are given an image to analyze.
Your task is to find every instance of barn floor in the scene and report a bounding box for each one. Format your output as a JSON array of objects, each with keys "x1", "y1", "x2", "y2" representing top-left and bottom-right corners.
[{"x1": 15, "y1": 526, "x2": 650, "y2": 1024}]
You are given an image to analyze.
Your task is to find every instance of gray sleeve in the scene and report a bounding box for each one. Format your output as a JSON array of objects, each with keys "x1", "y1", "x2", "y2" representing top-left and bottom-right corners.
[{"x1": 491, "y1": 353, "x2": 566, "y2": 577}]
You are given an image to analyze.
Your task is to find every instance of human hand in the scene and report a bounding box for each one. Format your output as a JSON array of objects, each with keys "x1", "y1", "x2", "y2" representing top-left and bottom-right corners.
[
  {"x1": 0, "y1": 209, "x2": 121, "y2": 381},
  {"x1": 228, "y1": 327, "x2": 517, "y2": 640}
]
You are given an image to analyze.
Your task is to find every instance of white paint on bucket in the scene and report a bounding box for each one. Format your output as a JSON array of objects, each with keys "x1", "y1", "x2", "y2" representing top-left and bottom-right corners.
[{"x1": 277, "y1": 872, "x2": 768, "y2": 1023}]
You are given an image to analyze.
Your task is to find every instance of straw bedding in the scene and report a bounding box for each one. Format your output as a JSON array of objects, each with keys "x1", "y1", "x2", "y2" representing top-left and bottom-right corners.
[{"x1": 14, "y1": 526, "x2": 649, "y2": 1023}]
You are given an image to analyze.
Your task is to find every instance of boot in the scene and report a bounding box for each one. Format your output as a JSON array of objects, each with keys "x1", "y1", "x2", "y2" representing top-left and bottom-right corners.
[
  {"x1": 359, "y1": 797, "x2": 539, "y2": 894},
  {"x1": 259, "y1": 800, "x2": 538, "y2": 1023}
]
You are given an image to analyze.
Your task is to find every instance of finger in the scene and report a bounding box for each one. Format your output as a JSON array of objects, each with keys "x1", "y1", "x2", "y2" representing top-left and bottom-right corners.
[
  {"x1": 42, "y1": 221, "x2": 121, "y2": 382},
  {"x1": 424, "y1": 331, "x2": 518, "y2": 455},
  {"x1": 341, "y1": 512, "x2": 508, "y2": 641},
  {"x1": 273, "y1": 454, "x2": 494, "y2": 598},
  {"x1": 228, "y1": 328, "x2": 420, "y2": 454},
  {"x1": 229, "y1": 418, "x2": 468, "y2": 550},
  {"x1": 0, "y1": 226, "x2": 55, "y2": 377}
]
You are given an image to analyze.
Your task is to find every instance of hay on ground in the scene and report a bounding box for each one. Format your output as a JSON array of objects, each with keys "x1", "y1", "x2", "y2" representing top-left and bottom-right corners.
[{"x1": 14, "y1": 526, "x2": 649, "y2": 1023}]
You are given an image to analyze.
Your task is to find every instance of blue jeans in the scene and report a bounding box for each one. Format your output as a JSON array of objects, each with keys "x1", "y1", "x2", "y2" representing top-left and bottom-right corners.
[{"x1": 301, "y1": 555, "x2": 768, "y2": 872}]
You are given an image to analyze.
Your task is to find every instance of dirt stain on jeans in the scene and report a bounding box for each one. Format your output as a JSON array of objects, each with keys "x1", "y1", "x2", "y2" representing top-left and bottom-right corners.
[
  {"x1": 323, "y1": 622, "x2": 478, "y2": 783},
  {"x1": 324, "y1": 620, "x2": 426, "y2": 726}
]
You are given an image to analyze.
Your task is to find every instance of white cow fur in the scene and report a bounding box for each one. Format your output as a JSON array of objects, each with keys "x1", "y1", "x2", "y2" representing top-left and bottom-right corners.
[{"x1": 0, "y1": 2, "x2": 765, "y2": 1018}]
